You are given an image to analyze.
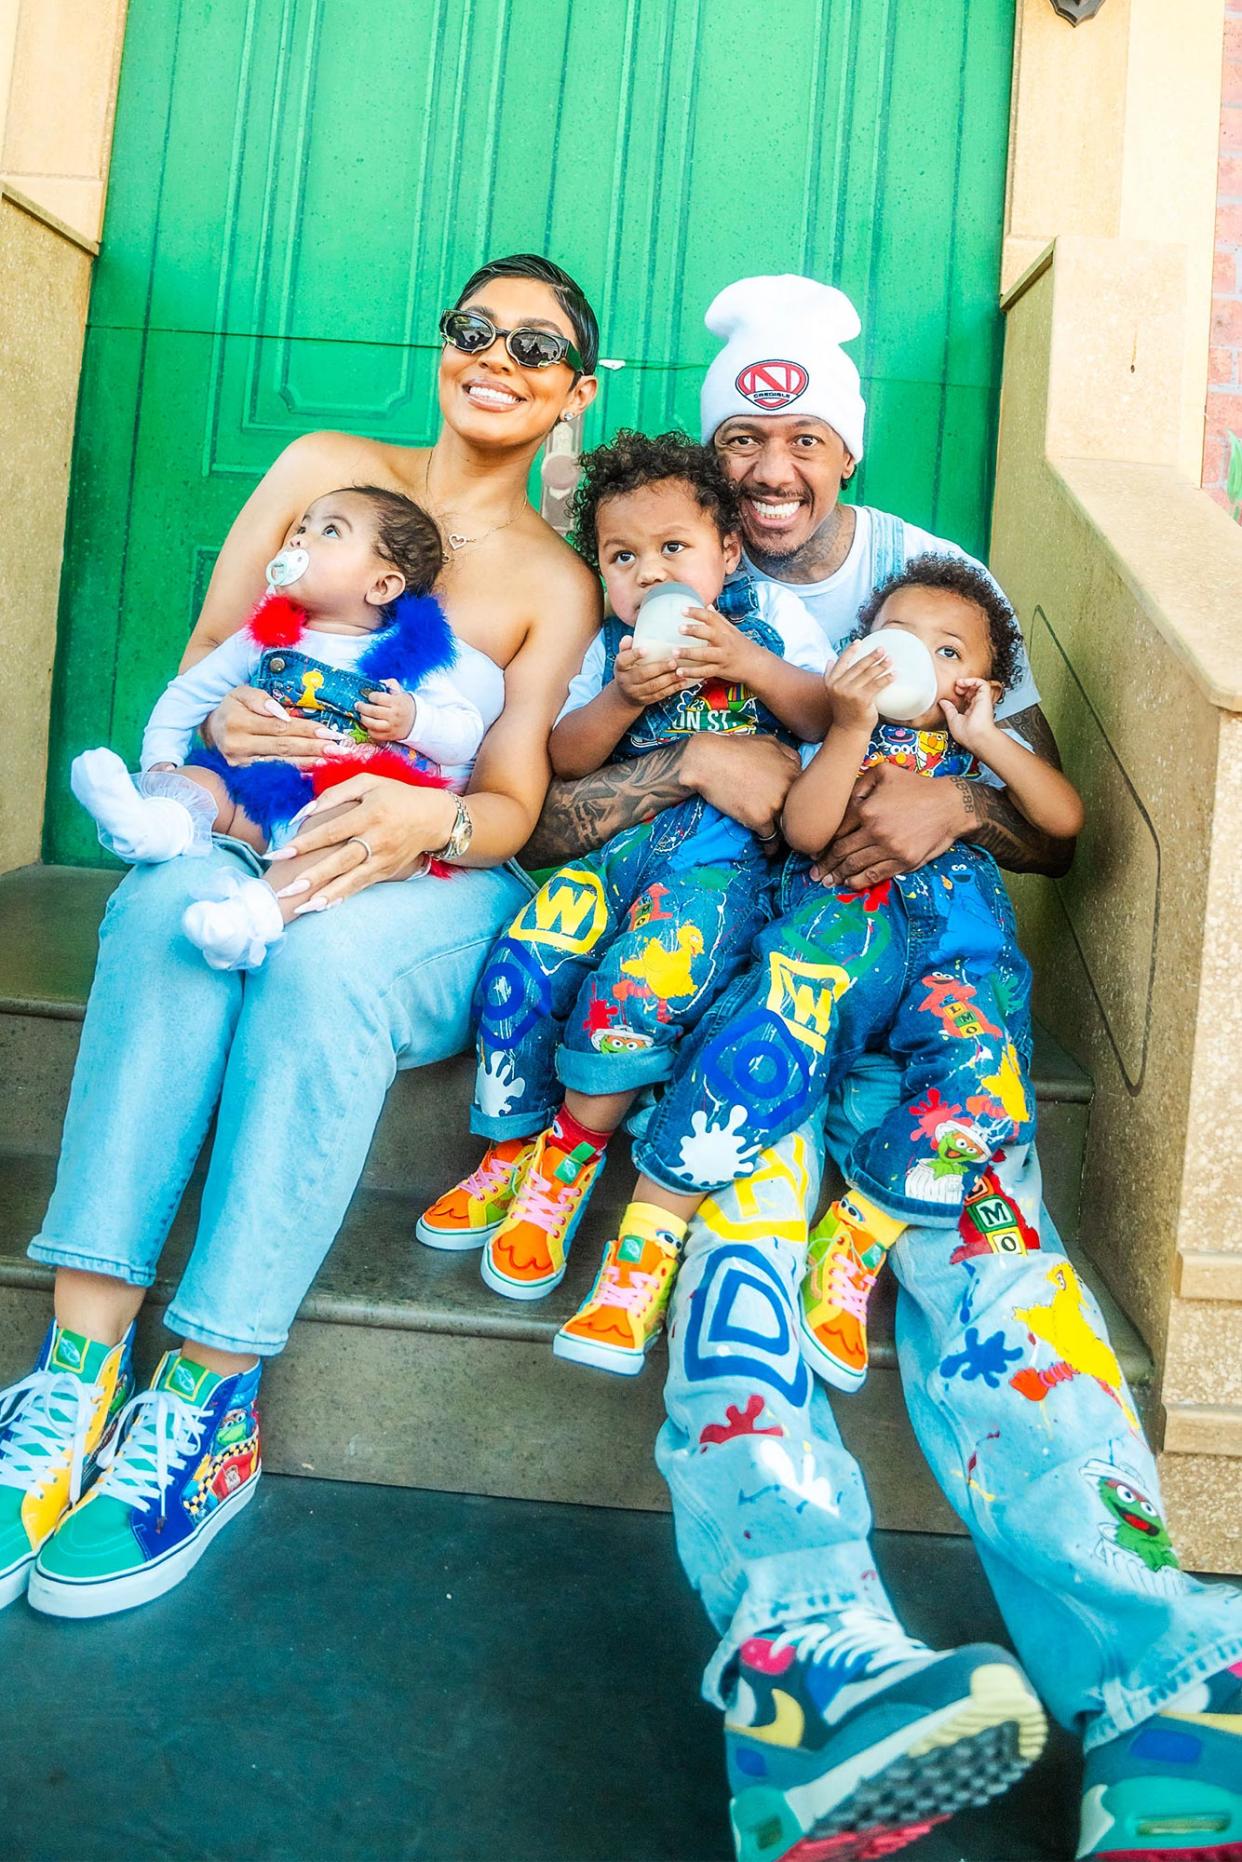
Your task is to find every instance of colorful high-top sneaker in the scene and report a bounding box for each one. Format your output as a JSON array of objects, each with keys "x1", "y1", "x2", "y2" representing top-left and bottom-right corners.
[
  {"x1": 416, "y1": 1137, "x2": 538, "y2": 1251},
  {"x1": 28, "y1": 1351, "x2": 261, "y2": 1619},
  {"x1": 481, "y1": 1121, "x2": 603, "y2": 1300},
  {"x1": 798, "y1": 1195, "x2": 905, "y2": 1394},
  {"x1": 0, "y1": 1320, "x2": 133, "y2": 1609},
  {"x1": 553, "y1": 1203, "x2": 684, "y2": 1377},
  {"x1": 1077, "y1": 1662, "x2": 1242, "y2": 1859},
  {"x1": 726, "y1": 1607, "x2": 1047, "y2": 1862}
]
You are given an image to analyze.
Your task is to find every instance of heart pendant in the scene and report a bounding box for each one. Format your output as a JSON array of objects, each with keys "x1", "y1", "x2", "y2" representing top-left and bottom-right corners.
[{"x1": 448, "y1": 532, "x2": 470, "y2": 550}]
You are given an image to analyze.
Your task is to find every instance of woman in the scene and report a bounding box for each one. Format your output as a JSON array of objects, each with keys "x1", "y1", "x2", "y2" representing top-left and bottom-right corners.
[{"x1": 0, "y1": 255, "x2": 603, "y2": 1619}]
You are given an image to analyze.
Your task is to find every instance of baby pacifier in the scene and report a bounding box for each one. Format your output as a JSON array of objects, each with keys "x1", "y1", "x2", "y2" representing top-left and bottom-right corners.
[{"x1": 264, "y1": 546, "x2": 310, "y2": 591}]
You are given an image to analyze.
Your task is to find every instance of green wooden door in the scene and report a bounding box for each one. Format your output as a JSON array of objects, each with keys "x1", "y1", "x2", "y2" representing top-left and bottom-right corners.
[{"x1": 45, "y1": 0, "x2": 1015, "y2": 865}]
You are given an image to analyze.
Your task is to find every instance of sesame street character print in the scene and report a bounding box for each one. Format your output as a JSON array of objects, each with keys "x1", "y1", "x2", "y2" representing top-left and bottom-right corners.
[
  {"x1": 903, "y1": 1091, "x2": 992, "y2": 1207},
  {"x1": 860, "y1": 723, "x2": 980, "y2": 781},
  {"x1": 1082, "y1": 1458, "x2": 1185, "y2": 1593},
  {"x1": 1009, "y1": 1263, "x2": 1140, "y2": 1433},
  {"x1": 919, "y1": 972, "x2": 1003, "y2": 1051},
  {"x1": 182, "y1": 1406, "x2": 261, "y2": 1524}
]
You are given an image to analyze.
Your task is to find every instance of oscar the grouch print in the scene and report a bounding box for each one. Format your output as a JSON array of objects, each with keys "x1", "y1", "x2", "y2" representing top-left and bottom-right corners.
[{"x1": 1086, "y1": 1461, "x2": 1181, "y2": 1577}]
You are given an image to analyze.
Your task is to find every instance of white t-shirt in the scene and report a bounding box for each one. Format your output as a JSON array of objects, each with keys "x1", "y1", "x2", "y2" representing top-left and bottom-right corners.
[
  {"x1": 743, "y1": 505, "x2": 1039, "y2": 723},
  {"x1": 556, "y1": 579, "x2": 831, "y2": 728}
]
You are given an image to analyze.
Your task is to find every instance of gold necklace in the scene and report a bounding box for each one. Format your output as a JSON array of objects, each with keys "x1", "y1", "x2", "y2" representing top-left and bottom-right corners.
[{"x1": 423, "y1": 455, "x2": 531, "y2": 552}]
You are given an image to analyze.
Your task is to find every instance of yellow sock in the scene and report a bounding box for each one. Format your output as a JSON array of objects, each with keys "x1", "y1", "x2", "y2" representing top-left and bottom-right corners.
[
  {"x1": 814, "y1": 1189, "x2": 906, "y2": 1262},
  {"x1": 619, "y1": 1200, "x2": 689, "y2": 1248}
]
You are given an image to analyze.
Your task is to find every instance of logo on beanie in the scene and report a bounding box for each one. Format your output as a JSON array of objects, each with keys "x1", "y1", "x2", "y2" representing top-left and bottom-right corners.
[{"x1": 735, "y1": 360, "x2": 809, "y2": 411}]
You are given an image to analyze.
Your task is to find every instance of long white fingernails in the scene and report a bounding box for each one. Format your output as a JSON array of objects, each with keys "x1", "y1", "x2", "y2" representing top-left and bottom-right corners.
[{"x1": 292, "y1": 897, "x2": 328, "y2": 916}]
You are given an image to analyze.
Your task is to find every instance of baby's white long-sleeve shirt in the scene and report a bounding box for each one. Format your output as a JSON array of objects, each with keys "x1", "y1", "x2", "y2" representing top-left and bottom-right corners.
[{"x1": 140, "y1": 627, "x2": 485, "y2": 777}]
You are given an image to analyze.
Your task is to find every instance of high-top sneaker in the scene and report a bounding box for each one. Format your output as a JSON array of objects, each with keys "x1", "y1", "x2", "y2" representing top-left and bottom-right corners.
[
  {"x1": 725, "y1": 1607, "x2": 1047, "y2": 1862},
  {"x1": 416, "y1": 1137, "x2": 538, "y2": 1251},
  {"x1": 0, "y1": 1320, "x2": 133, "y2": 1609},
  {"x1": 553, "y1": 1203, "x2": 684, "y2": 1376},
  {"x1": 481, "y1": 1119, "x2": 603, "y2": 1300},
  {"x1": 798, "y1": 1194, "x2": 906, "y2": 1394},
  {"x1": 28, "y1": 1351, "x2": 261, "y2": 1619},
  {"x1": 1078, "y1": 1661, "x2": 1242, "y2": 1860}
]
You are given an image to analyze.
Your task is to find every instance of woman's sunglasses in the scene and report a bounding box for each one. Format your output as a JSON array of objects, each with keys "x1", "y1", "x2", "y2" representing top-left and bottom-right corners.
[{"x1": 439, "y1": 308, "x2": 584, "y2": 374}]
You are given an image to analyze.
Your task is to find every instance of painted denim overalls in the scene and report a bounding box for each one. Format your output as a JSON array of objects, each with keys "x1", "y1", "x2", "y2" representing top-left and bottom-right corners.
[{"x1": 469, "y1": 577, "x2": 785, "y2": 1140}]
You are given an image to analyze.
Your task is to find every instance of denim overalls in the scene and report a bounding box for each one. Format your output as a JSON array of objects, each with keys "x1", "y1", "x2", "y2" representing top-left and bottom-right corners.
[
  {"x1": 469, "y1": 578, "x2": 787, "y2": 1140},
  {"x1": 635, "y1": 763, "x2": 1035, "y2": 1229}
]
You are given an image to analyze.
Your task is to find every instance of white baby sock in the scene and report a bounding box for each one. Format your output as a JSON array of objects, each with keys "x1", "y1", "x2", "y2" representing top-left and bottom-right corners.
[
  {"x1": 71, "y1": 748, "x2": 199, "y2": 863},
  {"x1": 182, "y1": 875, "x2": 286, "y2": 972}
]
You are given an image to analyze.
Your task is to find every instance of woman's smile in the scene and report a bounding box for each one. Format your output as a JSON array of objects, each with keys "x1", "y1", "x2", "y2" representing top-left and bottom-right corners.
[{"x1": 462, "y1": 376, "x2": 525, "y2": 411}]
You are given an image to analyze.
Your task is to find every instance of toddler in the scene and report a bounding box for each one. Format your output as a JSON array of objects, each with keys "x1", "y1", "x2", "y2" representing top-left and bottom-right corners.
[
  {"x1": 71, "y1": 485, "x2": 488, "y2": 971},
  {"x1": 417, "y1": 429, "x2": 832, "y2": 1372},
  {"x1": 618, "y1": 551, "x2": 1084, "y2": 1388}
]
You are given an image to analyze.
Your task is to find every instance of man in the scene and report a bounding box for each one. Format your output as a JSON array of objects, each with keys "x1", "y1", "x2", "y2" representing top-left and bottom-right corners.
[{"x1": 525, "y1": 276, "x2": 1242, "y2": 1861}]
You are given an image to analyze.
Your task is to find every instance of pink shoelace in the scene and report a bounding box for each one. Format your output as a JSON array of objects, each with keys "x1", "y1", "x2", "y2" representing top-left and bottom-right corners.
[
  {"x1": 823, "y1": 1251, "x2": 875, "y2": 1321},
  {"x1": 596, "y1": 1264, "x2": 659, "y2": 1313},
  {"x1": 461, "y1": 1149, "x2": 521, "y2": 1200},
  {"x1": 510, "y1": 1168, "x2": 578, "y2": 1236}
]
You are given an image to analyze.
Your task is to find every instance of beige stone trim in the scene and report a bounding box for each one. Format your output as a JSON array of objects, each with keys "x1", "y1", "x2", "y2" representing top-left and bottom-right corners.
[
  {"x1": 1004, "y1": 0, "x2": 1224, "y2": 483},
  {"x1": 0, "y1": 0, "x2": 128, "y2": 246},
  {"x1": 1054, "y1": 458, "x2": 1242, "y2": 712},
  {"x1": 0, "y1": 179, "x2": 98, "y2": 256},
  {"x1": 1176, "y1": 1252, "x2": 1242, "y2": 1303},
  {"x1": 1162, "y1": 1405, "x2": 1242, "y2": 1458}
]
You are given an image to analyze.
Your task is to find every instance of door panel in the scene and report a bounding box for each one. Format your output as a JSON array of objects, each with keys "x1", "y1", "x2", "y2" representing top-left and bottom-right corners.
[{"x1": 46, "y1": 0, "x2": 1014, "y2": 864}]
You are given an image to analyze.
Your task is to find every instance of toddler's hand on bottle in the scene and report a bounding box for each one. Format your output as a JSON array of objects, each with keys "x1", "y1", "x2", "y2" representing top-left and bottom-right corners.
[
  {"x1": 824, "y1": 641, "x2": 890, "y2": 732},
  {"x1": 674, "y1": 606, "x2": 759, "y2": 686},
  {"x1": 613, "y1": 638, "x2": 693, "y2": 708}
]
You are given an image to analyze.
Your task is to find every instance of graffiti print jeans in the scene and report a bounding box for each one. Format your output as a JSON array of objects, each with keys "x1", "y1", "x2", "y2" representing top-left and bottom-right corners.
[
  {"x1": 636, "y1": 845, "x2": 1035, "y2": 1221},
  {"x1": 470, "y1": 799, "x2": 773, "y2": 1140},
  {"x1": 658, "y1": 1059, "x2": 1242, "y2": 1747}
]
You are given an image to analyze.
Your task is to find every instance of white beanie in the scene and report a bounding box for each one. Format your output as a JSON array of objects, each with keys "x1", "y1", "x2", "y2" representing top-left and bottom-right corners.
[{"x1": 699, "y1": 275, "x2": 866, "y2": 460}]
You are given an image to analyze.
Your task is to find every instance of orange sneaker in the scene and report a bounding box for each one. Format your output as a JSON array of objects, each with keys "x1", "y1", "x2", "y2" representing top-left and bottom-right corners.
[
  {"x1": 481, "y1": 1125, "x2": 603, "y2": 1300},
  {"x1": 416, "y1": 1137, "x2": 537, "y2": 1252},
  {"x1": 553, "y1": 1204, "x2": 683, "y2": 1377},
  {"x1": 798, "y1": 1194, "x2": 903, "y2": 1393}
]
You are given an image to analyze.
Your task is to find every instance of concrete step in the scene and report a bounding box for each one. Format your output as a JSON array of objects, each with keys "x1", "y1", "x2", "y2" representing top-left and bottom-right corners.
[
  {"x1": 0, "y1": 862, "x2": 1130, "y2": 1534},
  {"x1": 0, "y1": 865, "x2": 1094, "y2": 1238},
  {"x1": 0, "y1": 1148, "x2": 1152, "y2": 1535}
]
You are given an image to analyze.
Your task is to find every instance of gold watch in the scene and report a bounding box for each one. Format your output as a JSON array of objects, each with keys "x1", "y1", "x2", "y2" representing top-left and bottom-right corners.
[{"x1": 433, "y1": 795, "x2": 474, "y2": 864}]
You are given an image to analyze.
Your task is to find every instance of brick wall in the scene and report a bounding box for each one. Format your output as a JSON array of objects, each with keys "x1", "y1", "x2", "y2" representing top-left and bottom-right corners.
[{"x1": 1205, "y1": 1, "x2": 1242, "y2": 514}]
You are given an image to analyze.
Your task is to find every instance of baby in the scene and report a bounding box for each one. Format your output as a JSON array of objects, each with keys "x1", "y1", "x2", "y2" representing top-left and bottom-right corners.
[
  {"x1": 417, "y1": 429, "x2": 833, "y2": 1372},
  {"x1": 618, "y1": 551, "x2": 1084, "y2": 1387},
  {"x1": 72, "y1": 485, "x2": 486, "y2": 971}
]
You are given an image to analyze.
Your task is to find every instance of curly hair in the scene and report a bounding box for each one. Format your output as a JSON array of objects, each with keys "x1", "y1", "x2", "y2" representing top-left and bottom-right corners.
[
  {"x1": 341, "y1": 485, "x2": 444, "y2": 598},
  {"x1": 569, "y1": 429, "x2": 741, "y2": 570},
  {"x1": 854, "y1": 551, "x2": 1023, "y2": 693}
]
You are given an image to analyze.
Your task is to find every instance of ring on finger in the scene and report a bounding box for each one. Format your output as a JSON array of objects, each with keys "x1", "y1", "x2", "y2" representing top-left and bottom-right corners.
[{"x1": 347, "y1": 835, "x2": 375, "y2": 864}]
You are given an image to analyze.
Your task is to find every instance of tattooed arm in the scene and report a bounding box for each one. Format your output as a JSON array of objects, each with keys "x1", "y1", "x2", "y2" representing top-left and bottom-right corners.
[
  {"x1": 520, "y1": 733, "x2": 803, "y2": 866},
  {"x1": 817, "y1": 704, "x2": 1077, "y2": 887}
]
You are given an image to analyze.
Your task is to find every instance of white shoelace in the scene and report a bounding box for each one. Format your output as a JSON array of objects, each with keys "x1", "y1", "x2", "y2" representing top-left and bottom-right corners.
[
  {"x1": 0, "y1": 1370, "x2": 102, "y2": 1507},
  {"x1": 768, "y1": 1605, "x2": 932, "y2": 1676},
  {"x1": 95, "y1": 1388, "x2": 207, "y2": 1515}
]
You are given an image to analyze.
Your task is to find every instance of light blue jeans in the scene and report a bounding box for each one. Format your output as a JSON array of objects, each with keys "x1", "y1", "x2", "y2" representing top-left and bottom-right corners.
[
  {"x1": 658, "y1": 1055, "x2": 1242, "y2": 1749},
  {"x1": 29, "y1": 843, "x2": 531, "y2": 1354}
]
